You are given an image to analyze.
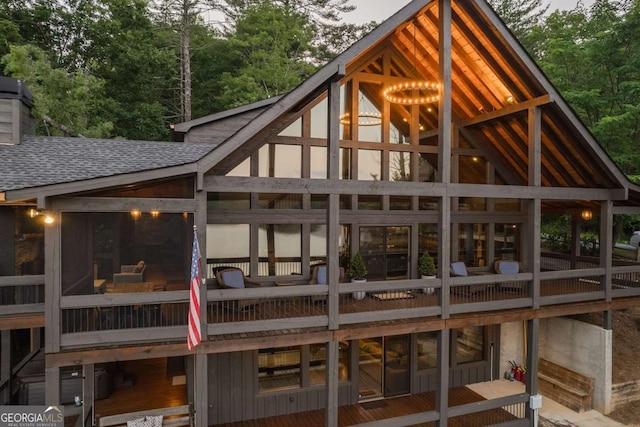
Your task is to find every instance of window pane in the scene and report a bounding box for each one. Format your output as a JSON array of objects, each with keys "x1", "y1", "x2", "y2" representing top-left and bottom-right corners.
[
  {"x1": 358, "y1": 149, "x2": 381, "y2": 181},
  {"x1": 459, "y1": 156, "x2": 487, "y2": 184},
  {"x1": 208, "y1": 193, "x2": 249, "y2": 210},
  {"x1": 456, "y1": 327, "x2": 484, "y2": 364},
  {"x1": 259, "y1": 144, "x2": 301, "y2": 178},
  {"x1": 390, "y1": 151, "x2": 411, "y2": 182},
  {"x1": 258, "y1": 224, "x2": 301, "y2": 276},
  {"x1": 419, "y1": 197, "x2": 438, "y2": 210},
  {"x1": 417, "y1": 332, "x2": 438, "y2": 370},
  {"x1": 258, "y1": 193, "x2": 302, "y2": 209},
  {"x1": 278, "y1": 117, "x2": 302, "y2": 137},
  {"x1": 206, "y1": 224, "x2": 250, "y2": 273},
  {"x1": 458, "y1": 223, "x2": 487, "y2": 267},
  {"x1": 311, "y1": 194, "x2": 327, "y2": 210},
  {"x1": 310, "y1": 224, "x2": 326, "y2": 262},
  {"x1": 311, "y1": 98, "x2": 327, "y2": 139},
  {"x1": 258, "y1": 347, "x2": 300, "y2": 392},
  {"x1": 459, "y1": 197, "x2": 486, "y2": 211},
  {"x1": 310, "y1": 342, "x2": 350, "y2": 385},
  {"x1": 390, "y1": 196, "x2": 411, "y2": 210},
  {"x1": 495, "y1": 198, "x2": 520, "y2": 212},
  {"x1": 419, "y1": 224, "x2": 439, "y2": 270},
  {"x1": 358, "y1": 195, "x2": 381, "y2": 210},
  {"x1": 227, "y1": 158, "x2": 250, "y2": 177},
  {"x1": 357, "y1": 86, "x2": 382, "y2": 143},
  {"x1": 310, "y1": 146, "x2": 327, "y2": 179},
  {"x1": 495, "y1": 224, "x2": 520, "y2": 261}
]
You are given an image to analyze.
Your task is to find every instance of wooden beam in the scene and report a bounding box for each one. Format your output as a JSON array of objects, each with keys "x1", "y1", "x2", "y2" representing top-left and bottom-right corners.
[
  {"x1": 5, "y1": 167, "x2": 197, "y2": 202},
  {"x1": 459, "y1": 95, "x2": 551, "y2": 128},
  {"x1": 53, "y1": 197, "x2": 197, "y2": 213},
  {"x1": 448, "y1": 183, "x2": 626, "y2": 201}
]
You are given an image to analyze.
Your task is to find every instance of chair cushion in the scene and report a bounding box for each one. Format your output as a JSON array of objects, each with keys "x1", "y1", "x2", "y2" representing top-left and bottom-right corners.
[
  {"x1": 220, "y1": 269, "x2": 245, "y2": 288},
  {"x1": 450, "y1": 262, "x2": 468, "y2": 276},
  {"x1": 316, "y1": 265, "x2": 327, "y2": 285},
  {"x1": 496, "y1": 261, "x2": 519, "y2": 274},
  {"x1": 145, "y1": 415, "x2": 163, "y2": 427}
]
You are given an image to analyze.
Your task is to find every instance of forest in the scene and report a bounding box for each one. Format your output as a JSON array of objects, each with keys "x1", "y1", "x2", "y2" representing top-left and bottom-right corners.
[{"x1": 1, "y1": 0, "x2": 640, "y2": 179}]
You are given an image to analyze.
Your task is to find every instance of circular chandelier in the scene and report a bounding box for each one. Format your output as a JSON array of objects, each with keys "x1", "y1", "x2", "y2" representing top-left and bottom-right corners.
[
  {"x1": 339, "y1": 111, "x2": 382, "y2": 126},
  {"x1": 383, "y1": 81, "x2": 439, "y2": 105}
]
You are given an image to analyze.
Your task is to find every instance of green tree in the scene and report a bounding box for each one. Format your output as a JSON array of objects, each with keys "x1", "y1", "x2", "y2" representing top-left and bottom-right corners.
[
  {"x1": 487, "y1": 0, "x2": 549, "y2": 52},
  {"x1": 2, "y1": 44, "x2": 113, "y2": 137}
]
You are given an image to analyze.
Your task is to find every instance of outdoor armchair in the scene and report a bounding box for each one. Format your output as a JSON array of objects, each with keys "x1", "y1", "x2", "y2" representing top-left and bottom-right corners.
[
  {"x1": 215, "y1": 267, "x2": 262, "y2": 310},
  {"x1": 450, "y1": 261, "x2": 490, "y2": 295},
  {"x1": 307, "y1": 264, "x2": 345, "y2": 302}
]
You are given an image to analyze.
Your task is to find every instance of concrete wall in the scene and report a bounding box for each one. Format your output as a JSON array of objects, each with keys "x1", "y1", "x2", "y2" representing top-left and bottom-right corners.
[
  {"x1": 499, "y1": 321, "x2": 526, "y2": 380},
  {"x1": 540, "y1": 317, "x2": 612, "y2": 414}
]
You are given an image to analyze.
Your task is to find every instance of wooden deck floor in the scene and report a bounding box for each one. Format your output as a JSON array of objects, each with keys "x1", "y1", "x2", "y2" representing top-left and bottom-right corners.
[{"x1": 92, "y1": 359, "x2": 519, "y2": 427}]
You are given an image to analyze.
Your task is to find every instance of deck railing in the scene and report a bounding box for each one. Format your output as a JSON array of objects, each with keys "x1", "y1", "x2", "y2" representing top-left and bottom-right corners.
[
  {"x1": 0, "y1": 275, "x2": 45, "y2": 316},
  {"x1": 5, "y1": 251, "x2": 640, "y2": 348}
]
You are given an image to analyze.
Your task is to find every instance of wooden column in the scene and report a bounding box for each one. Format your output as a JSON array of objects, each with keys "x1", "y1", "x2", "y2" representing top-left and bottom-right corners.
[
  {"x1": 527, "y1": 107, "x2": 542, "y2": 310},
  {"x1": 195, "y1": 185, "x2": 208, "y2": 427},
  {"x1": 436, "y1": 329, "x2": 450, "y2": 427},
  {"x1": 83, "y1": 363, "x2": 94, "y2": 425},
  {"x1": 44, "y1": 206, "x2": 61, "y2": 353},
  {"x1": 437, "y1": 2, "x2": 452, "y2": 425},
  {"x1": 570, "y1": 214, "x2": 581, "y2": 269},
  {"x1": 325, "y1": 340, "x2": 339, "y2": 427},
  {"x1": 438, "y1": 0, "x2": 452, "y2": 321},
  {"x1": 1, "y1": 330, "x2": 10, "y2": 404},
  {"x1": 525, "y1": 318, "x2": 539, "y2": 422},
  {"x1": 600, "y1": 200, "x2": 613, "y2": 302},
  {"x1": 45, "y1": 365, "x2": 61, "y2": 405},
  {"x1": 325, "y1": 66, "x2": 344, "y2": 427}
]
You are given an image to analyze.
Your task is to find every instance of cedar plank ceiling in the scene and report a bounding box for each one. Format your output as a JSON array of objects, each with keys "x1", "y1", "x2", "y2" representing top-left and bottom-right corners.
[{"x1": 351, "y1": 0, "x2": 620, "y2": 190}]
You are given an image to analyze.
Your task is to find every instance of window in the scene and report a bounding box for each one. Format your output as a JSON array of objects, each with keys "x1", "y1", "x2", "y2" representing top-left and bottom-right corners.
[
  {"x1": 417, "y1": 332, "x2": 437, "y2": 370},
  {"x1": 259, "y1": 144, "x2": 301, "y2": 178},
  {"x1": 258, "y1": 224, "x2": 301, "y2": 276},
  {"x1": 458, "y1": 223, "x2": 487, "y2": 267},
  {"x1": 309, "y1": 342, "x2": 350, "y2": 385},
  {"x1": 455, "y1": 326, "x2": 484, "y2": 364},
  {"x1": 258, "y1": 347, "x2": 301, "y2": 392}
]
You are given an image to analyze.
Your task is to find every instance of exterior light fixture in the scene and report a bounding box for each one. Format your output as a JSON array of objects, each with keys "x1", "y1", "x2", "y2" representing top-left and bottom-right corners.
[
  {"x1": 581, "y1": 210, "x2": 593, "y2": 221},
  {"x1": 28, "y1": 208, "x2": 54, "y2": 224},
  {"x1": 383, "y1": 81, "x2": 439, "y2": 105},
  {"x1": 131, "y1": 210, "x2": 141, "y2": 220},
  {"x1": 383, "y1": 20, "x2": 439, "y2": 106},
  {"x1": 338, "y1": 111, "x2": 382, "y2": 126},
  {"x1": 150, "y1": 210, "x2": 160, "y2": 218}
]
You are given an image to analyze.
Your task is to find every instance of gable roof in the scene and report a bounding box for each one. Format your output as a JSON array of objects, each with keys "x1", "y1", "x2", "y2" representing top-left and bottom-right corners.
[
  {"x1": 186, "y1": 0, "x2": 640, "y2": 206},
  {"x1": 0, "y1": 135, "x2": 214, "y2": 197}
]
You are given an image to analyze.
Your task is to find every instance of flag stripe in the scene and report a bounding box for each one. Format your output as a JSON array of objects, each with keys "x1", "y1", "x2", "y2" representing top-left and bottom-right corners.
[{"x1": 188, "y1": 230, "x2": 202, "y2": 350}]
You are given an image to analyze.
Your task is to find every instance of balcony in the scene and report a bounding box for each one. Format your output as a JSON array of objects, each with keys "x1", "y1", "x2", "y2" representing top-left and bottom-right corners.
[{"x1": 4, "y1": 254, "x2": 640, "y2": 349}]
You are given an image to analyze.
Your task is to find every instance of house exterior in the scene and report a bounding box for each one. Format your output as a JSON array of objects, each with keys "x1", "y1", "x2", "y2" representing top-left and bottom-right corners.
[{"x1": 3, "y1": 0, "x2": 640, "y2": 426}]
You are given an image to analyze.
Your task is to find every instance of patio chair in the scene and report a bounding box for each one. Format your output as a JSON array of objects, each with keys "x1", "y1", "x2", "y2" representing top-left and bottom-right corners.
[
  {"x1": 215, "y1": 267, "x2": 263, "y2": 310},
  {"x1": 113, "y1": 260, "x2": 146, "y2": 285},
  {"x1": 494, "y1": 260, "x2": 525, "y2": 292},
  {"x1": 450, "y1": 261, "x2": 489, "y2": 295},
  {"x1": 307, "y1": 264, "x2": 344, "y2": 303}
]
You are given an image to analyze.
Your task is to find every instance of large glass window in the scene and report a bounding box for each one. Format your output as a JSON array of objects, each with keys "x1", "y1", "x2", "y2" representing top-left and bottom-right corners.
[
  {"x1": 278, "y1": 117, "x2": 302, "y2": 137},
  {"x1": 459, "y1": 155, "x2": 487, "y2": 184},
  {"x1": 357, "y1": 86, "x2": 382, "y2": 143},
  {"x1": 419, "y1": 224, "x2": 439, "y2": 272},
  {"x1": 208, "y1": 193, "x2": 250, "y2": 210},
  {"x1": 310, "y1": 147, "x2": 351, "y2": 180},
  {"x1": 310, "y1": 98, "x2": 327, "y2": 139},
  {"x1": 227, "y1": 158, "x2": 250, "y2": 177},
  {"x1": 258, "y1": 224, "x2": 301, "y2": 276},
  {"x1": 258, "y1": 193, "x2": 302, "y2": 209}
]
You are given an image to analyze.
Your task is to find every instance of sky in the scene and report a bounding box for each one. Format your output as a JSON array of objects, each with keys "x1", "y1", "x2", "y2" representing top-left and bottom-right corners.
[{"x1": 344, "y1": 0, "x2": 596, "y2": 25}]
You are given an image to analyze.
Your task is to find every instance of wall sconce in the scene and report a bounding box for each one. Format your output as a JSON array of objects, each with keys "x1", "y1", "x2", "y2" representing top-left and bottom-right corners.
[
  {"x1": 150, "y1": 210, "x2": 160, "y2": 219},
  {"x1": 29, "y1": 208, "x2": 54, "y2": 224},
  {"x1": 581, "y1": 210, "x2": 593, "y2": 221},
  {"x1": 131, "y1": 210, "x2": 141, "y2": 220}
]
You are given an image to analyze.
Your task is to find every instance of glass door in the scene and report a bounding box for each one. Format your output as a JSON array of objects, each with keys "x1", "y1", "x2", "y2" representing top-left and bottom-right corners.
[
  {"x1": 359, "y1": 226, "x2": 409, "y2": 280},
  {"x1": 358, "y1": 337, "x2": 383, "y2": 400},
  {"x1": 384, "y1": 335, "x2": 410, "y2": 397},
  {"x1": 358, "y1": 335, "x2": 411, "y2": 401}
]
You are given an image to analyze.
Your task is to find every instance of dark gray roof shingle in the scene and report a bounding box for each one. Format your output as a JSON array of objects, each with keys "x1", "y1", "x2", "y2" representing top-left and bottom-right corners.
[{"x1": 0, "y1": 135, "x2": 215, "y2": 192}]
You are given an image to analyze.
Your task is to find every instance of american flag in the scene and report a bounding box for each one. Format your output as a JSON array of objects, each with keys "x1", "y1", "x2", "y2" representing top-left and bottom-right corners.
[{"x1": 187, "y1": 228, "x2": 202, "y2": 350}]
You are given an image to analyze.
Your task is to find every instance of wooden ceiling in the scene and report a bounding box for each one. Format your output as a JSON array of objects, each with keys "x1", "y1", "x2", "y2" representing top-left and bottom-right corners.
[{"x1": 348, "y1": 0, "x2": 623, "y2": 193}]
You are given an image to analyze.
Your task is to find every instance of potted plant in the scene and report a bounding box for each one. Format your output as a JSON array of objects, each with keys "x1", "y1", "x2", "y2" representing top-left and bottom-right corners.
[
  {"x1": 418, "y1": 252, "x2": 436, "y2": 294},
  {"x1": 348, "y1": 252, "x2": 368, "y2": 300}
]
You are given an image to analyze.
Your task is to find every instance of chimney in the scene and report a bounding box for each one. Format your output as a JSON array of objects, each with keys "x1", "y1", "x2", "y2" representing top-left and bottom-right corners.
[{"x1": 0, "y1": 76, "x2": 34, "y2": 145}]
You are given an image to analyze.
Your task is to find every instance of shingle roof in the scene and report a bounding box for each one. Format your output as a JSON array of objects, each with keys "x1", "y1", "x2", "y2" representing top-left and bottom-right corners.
[{"x1": 0, "y1": 135, "x2": 215, "y2": 192}]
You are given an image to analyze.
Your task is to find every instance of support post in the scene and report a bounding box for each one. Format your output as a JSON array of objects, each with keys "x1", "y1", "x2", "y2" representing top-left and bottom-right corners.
[
  {"x1": 325, "y1": 340, "x2": 339, "y2": 427},
  {"x1": 436, "y1": 329, "x2": 450, "y2": 427},
  {"x1": 525, "y1": 319, "x2": 539, "y2": 427},
  {"x1": 1, "y1": 330, "x2": 10, "y2": 404}
]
